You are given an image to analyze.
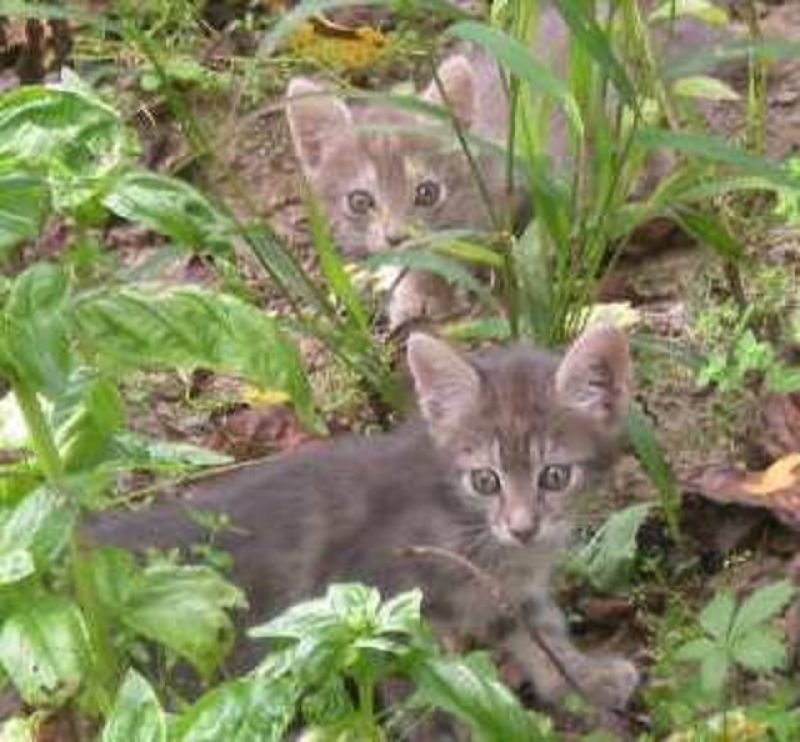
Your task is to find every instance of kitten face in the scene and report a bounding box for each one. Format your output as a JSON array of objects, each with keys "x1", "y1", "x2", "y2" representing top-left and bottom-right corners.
[
  {"x1": 286, "y1": 56, "x2": 512, "y2": 257},
  {"x1": 407, "y1": 328, "x2": 631, "y2": 548}
]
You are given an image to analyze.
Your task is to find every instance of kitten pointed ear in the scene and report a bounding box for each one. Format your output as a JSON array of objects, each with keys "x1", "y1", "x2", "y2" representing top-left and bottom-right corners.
[
  {"x1": 555, "y1": 325, "x2": 631, "y2": 424},
  {"x1": 422, "y1": 55, "x2": 476, "y2": 128},
  {"x1": 286, "y1": 77, "x2": 354, "y2": 173},
  {"x1": 407, "y1": 333, "x2": 481, "y2": 437}
]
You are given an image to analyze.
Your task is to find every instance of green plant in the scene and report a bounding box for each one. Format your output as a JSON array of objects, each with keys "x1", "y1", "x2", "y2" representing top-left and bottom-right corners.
[
  {"x1": 566, "y1": 503, "x2": 651, "y2": 593},
  {"x1": 675, "y1": 580, "x2": 795, "y2": 702},
  {"x1": 692, "y1": 265, "x2": 800, "y2": 395},
  {"x1": 86, "y1": 584, "x2": 553, "y2": 741}
]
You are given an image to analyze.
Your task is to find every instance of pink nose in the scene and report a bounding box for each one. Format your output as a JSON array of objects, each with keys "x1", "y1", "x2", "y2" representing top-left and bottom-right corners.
[{"x1": 506, "y1": 509, "x2": 537, "y2": 544}]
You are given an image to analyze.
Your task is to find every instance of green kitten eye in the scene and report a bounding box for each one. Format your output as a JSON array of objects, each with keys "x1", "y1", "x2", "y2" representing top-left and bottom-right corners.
[
  {"x1": 538, "y1": 464, "x2": 572, "y2": 491},
  {"x1": 414, "y1": 180, "x2": 441, "y2": 208},
  {"x1": 347, "y1": 189, "x2": 375, "y2": 215},
  {"x1": 470, "y1": 467, "x2": 501, "y2": 496}
]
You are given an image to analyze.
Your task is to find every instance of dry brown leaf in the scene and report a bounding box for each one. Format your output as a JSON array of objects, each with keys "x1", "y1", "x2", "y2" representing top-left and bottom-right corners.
[
  {"x1": 686, "y1": 454, "x2": 800, "y2": 530},
  {"x1": 742, "y1": 453, "x2": 800, "y2": 495}
]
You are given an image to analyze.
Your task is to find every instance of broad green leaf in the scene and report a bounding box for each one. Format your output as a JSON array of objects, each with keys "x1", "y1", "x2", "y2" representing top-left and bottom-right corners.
[
  {"x1": 0, "y1": 165, "x2": 50, "y2": 260},
  {"x1": 699, "y1": 590, "x2": 736, "y2": 640},
  {"x1": 0, "y1": 548, "x2": 35, "y2": 586},
  {"x1": 412, "y1": 653, "x2": 552, "y2": 741},
  {"x1": 102, "y1": 670, "x2": 166, "y2": 742},
  {"x1": 74, "y1": 284, "x2": 320, "y2": 431},
  {"x1": 731, "y1": 579, "x2": 796, "y2": 639},
  {"x1": 699, "y1": 648, "x2": 730, "y2": 697},
  {"x1": 672, "y1": 75, "x2": 740, "y2": 101},
  {"x1": 4, "y1": 263, "x2": 73, "y2": 396},
  {"x1": 0, "y1": 593, "x2": 92, "y2": 706},
  {"x1": 731, "y1": 629, "x2": 787, "y2": 674},
  {"x1": 122, "y1": 564, "x2": 246, "y2": 679},
  {"x1": 570, "y1": 503, "x2": 651, "y2": 593},
  {"x1": 0, "y1": 488, "x2": 75, "y2": 577},
  {"x1": 171, "y1": 676, "x2": 298, "y2": 742},
  {"x1": 103, "y1": 170, "x2": 235, "y2": 258},
  {"x1": 0, "y1": 715, "x2": 40, "y2": 742},
  {"x1": 85, "y1": 548, "x2": 245, "y2": 678},
  {"x1": 377, "y1": 589, "x2": 423, "y2": 636},
  {"x1": 51, "y1": 368, "x2": 125, "y2": 472},
  {"x1": 0, "y1": 83, "x2": 128, "y2": 169},
  {"x1": 674, "y1": 637, "x2": 716, "y2": 663},
  {"x1": 0, "y1": 392, "x2": 29, "y2": 449}
]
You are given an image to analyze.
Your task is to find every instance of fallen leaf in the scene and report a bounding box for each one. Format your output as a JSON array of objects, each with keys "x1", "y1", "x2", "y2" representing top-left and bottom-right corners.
[
  {"x1": 685, "y1": 456, "x2": 800, "y2": 530},
  {"x1": 242, "y1": 387, "x2": 291, "y2": 407},
  {"x1": 742, "y1": 453, "x2": 800, "y2": 495}
]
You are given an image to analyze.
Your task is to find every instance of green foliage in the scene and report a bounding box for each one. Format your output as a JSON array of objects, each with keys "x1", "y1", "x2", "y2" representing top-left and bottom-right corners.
[
  {"x1": 86, "y1": 547, "x2": 246, "y2": 679},
  {"x1": 675, "y1": 580, "x2": 796, "y2": 699},
  {"x1": 94, "y1": 584, "x2": 551, "y2": 741},
  {"x1": 693, "y1": 266, "x2": 800, "y2": 395},
  {"x1": 567, "y1": 503, "x2": 651, "y2": 593},
  {"x1": 102, "y1": 670, "x2": 167, "y2": 742}
]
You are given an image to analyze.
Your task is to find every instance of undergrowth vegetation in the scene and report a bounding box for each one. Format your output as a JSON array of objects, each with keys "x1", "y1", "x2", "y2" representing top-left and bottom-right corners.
[{"x1": 2, "y1": 0, "x2": 800, "y2": 739}]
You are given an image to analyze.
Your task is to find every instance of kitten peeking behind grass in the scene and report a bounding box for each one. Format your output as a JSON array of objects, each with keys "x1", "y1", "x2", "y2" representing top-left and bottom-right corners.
[
  {"x1": 285, "y1": 48, "x2": 520, "y2": 331},
  {"x1": 88, "y1": 325, "x2": 639, "y2": 714}
]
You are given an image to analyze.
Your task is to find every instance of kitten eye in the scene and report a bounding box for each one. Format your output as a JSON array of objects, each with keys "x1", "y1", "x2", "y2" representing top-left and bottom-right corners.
[
  {"x1": 347, "y1": 189, "x2": 375, "y2": 215},
  {"x1": 538, "y1": 464, "x2": 572, "y2": 492},
  {"x1": 470, "y1": 468, "x2": 501, "y2": 496},
  {"x1": 414, "y1": 180, "x2": 441, "y2": 208}
]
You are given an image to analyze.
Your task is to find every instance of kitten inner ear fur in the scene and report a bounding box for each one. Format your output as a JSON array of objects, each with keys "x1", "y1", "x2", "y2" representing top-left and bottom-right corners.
[
  {"x1": 286, "y1": 77, "x2": 355, "y2": 173},
  {"x1": 407, "y1": 333, "x2": 481, "y2": 439},
  {"x1": 421, "y1": 55, "x2": 477, "y2": 128},
  {"x1": 555, "y1": 324, "x2": 631, "y2": 424}
]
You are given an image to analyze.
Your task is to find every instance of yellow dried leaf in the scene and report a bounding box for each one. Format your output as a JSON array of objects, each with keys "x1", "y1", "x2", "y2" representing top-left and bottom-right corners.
[
  {"x1": 243, "y1": 387, "x2": 290, "y2": 407},
  {"x1": 742, "y1": 452, "x2": 800, "y2": 496}
]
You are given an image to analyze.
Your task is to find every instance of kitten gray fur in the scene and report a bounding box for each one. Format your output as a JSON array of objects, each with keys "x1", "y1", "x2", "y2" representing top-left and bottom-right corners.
[
  {"x1": 85, "y1": 326, "x2": 638, "y2": 712},
  {"x1": 286, "y1": 0, "x2": 735, "y2": 328}
]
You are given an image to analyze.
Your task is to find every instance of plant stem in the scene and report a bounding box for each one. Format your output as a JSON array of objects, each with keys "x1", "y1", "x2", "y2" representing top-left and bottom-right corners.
[
  {"x1": 12, "y1": 379, "x2": 63, "y2": 486},
  {"x1": 12, "y1": 380, "x2": 117, "y2": 713}
]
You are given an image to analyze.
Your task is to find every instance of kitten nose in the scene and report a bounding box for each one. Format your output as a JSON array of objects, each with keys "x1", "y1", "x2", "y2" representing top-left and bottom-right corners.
[
  {"x1": 507, "y1": 509, "x2": 538, "y2": 544},
  {"x1": 509, "y1": 523, "x2": 536, "y2": 544},
  {"x1": 386, "y1": 231, "x2": 409, "y2": 248}
]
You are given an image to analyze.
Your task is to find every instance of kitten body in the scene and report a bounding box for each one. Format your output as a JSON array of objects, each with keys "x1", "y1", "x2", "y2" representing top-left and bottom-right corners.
[
  {"x1": 87, "y1": 327, "x2": 637, "y2": 710},
  {"x1": 286, "y1": 0, "x2": 735, "y2": 328}
]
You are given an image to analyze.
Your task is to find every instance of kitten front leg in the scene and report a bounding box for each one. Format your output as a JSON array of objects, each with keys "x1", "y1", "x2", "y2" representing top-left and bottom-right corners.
[
  {"x1": 501, "y1": 594, "x2": 639, "y2": 711},
  {"x1": 388, "y1": 269, "x2": 457, "y2": 331}
]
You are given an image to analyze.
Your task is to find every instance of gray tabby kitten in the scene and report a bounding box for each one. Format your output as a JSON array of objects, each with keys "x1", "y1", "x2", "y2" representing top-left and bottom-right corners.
[
  {"x1": 286, "y1": 1, "x2": 733, "y2": 329},
  {"x1": 87, "y1": 325, "x2": 638, "y2": 710},
  {"x1": 286, "y1": 49, "x2": 514, "y2": 331}
]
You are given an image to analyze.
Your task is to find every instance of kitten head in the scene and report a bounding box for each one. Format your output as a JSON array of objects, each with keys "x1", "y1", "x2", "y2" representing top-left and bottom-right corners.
[
  {"x1": 407, "y1": 327, "x2": 631, "y2": 548},
  {"x1": 285, "y1": 55, "x2": 512, "y2": 257}
]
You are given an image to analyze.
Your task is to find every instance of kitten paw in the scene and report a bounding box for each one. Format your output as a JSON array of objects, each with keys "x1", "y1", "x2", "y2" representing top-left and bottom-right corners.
[
  {"x1": 387, "y1": 271, "x2": 457, "y2": 331},
  {"x1": 578, "y1": 655, "x2": 640, "y2": 710}
]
